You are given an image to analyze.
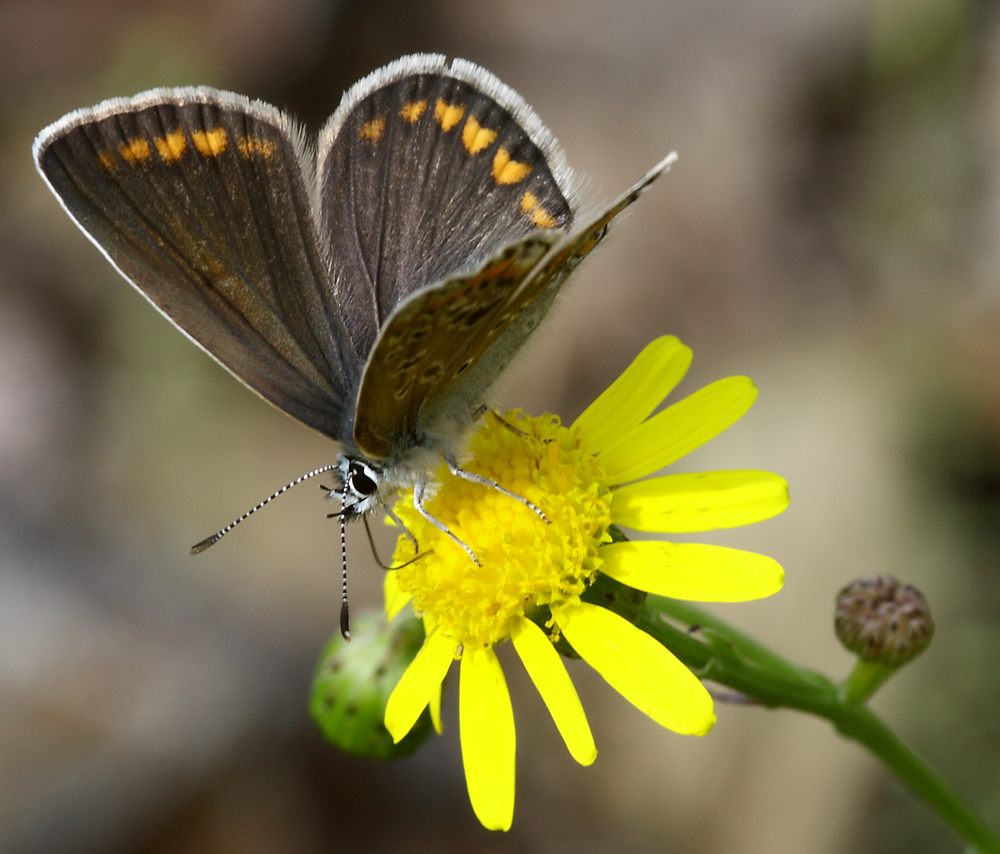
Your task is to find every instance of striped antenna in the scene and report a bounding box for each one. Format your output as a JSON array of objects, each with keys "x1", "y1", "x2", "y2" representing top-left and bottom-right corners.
[
  {"x1": 190, "y1": 464, "x2": 338, "y2": 554},
  {"x1": 339, "y1": 479, "x2": 351, "y2": 641}
]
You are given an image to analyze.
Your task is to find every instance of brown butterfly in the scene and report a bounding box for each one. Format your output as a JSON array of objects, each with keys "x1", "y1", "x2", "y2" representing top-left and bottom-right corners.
[{"x1": 34, "y1": 54, "x2": 674, "y2": 637}]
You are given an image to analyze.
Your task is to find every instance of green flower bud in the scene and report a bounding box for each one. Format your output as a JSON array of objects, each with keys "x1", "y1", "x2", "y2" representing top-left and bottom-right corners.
[
  {"x1": 310, "y1": 612, "x2": 433, "y2": 759},
  {"x1": 835, "y1": 576, "x2": 935, "y2": 667}
]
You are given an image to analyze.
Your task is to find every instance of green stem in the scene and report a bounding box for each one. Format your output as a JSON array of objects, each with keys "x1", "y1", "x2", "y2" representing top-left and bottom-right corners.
[
  {"x1": 839, "y1": 659, "x2": 898, "y2": 706},
  {"x1": 640, "y1": 596, "x2": 1000, "y2": 854},
  {"x1": 832, "y1": 705, "x2": 1000, "y2": 854},
  {"x1": 649, "y1": 596, "x2": 830, "y2": 691}
]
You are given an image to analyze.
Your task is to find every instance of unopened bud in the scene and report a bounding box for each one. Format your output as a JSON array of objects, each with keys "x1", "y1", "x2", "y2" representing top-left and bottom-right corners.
[
  {"x1": 310, "y1": 612, "x2": 432, "y2": 759},
  {"x1": 835, "y1": 576, "x2": 934, "y2": 667}
]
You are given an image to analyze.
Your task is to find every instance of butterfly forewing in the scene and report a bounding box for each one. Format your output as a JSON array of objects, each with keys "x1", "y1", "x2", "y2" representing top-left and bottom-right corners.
[
  {"x1": 35, "y1": 90, "x2": 355, "y2": 439},
  {"x1": 320, "y1": 59, "x2": 575, "y2": 363}
]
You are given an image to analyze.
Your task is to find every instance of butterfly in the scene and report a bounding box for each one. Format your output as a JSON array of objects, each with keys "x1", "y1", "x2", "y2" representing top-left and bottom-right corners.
[{"x1": 33, "y1": 54, "x2": 674, "y2": 638}]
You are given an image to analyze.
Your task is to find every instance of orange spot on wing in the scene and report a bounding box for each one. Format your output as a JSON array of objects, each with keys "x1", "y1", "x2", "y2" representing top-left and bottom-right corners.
[
  {"x1": 98, "y1": 150, "x2": 117, "y2": 170},
  {"x1": 359, "y1": 117, "x2": 386, "y2": 143},
  {"x1": 119, "y1": 137, "x2": 151, "y2": 163},
  {"x1": 520, "y1": 191, "x2": 557, "y2": 228},
  {"x1": 401, "y1": 100, "x2": 427, "y2": 122},
  {"x1": 492, "y1": 148, "x2": 532, "y2": 184},
  {"x1": 462, "y1": 116, "x2": 497, "y2": 154},
  {"x1": 154, "y1": 129, "x2": 186, "y2": 161},
  {"x1": 237, "y1": 136, "x2": 277, "y2": 158},
  {"x1": 529, "y1": 207, "x2": 557, "y2": 228},
  {"x1": 191, "y1": 127, "x2": 228, "y2": 157},
  {"x1": 434, "y1": 99, "x2": 465, "y2": 132}
]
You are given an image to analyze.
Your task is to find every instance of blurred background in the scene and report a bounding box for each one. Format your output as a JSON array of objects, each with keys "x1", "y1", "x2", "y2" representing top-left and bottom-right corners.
[{"x1": 2, "y1": 0, "x2": 1000, "y2": 851}]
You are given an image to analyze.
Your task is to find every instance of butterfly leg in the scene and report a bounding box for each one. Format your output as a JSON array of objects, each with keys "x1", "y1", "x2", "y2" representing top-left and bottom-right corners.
[
  {"x1": 384, "y1": 505, "x2": 418, "y2": 552},
  {"x1": 444, "y1": 456, "x2": 550, "y2": 524},
  {"x1": 414, "y1": 476, "x2": 481, "y2": 566},
  {"x1": 492, "y1": 410, "x2": 555, "y2": 443},
  {"x1": 471, "y1": 405, "x2": 553, "y2": 443}
]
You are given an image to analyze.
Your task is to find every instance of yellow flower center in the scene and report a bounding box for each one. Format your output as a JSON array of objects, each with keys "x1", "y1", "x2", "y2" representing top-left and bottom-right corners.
[{"x1": 391, "y1": 412, "x2": 613, "y2": 651}]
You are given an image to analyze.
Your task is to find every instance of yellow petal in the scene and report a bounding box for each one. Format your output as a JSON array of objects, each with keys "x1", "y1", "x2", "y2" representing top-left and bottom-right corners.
[
  {"x1": 573, "y1": 336, "x2": 692, "y2": 452},
  {"x1": 460, "y1": 648, "x2": 516, "y2": 831},
  {"x1": 600, "y1": 541, "x2": 784, "y2": 601},
  {"x1": 556, "y1": 602, "x2": 715, "y2": 735},
  {"x1": 598, "y1": 377, "x2": 757, "y2": 484},
  {"x1": 384, "y1": 629, "x2": 455, "y2": 742},
  {"x1": 384, "y1": 570, "x2": 412, "y2": 622},
  {"x1": 510, "y1": 616, "x2": 596, "y2": 766},
  {"x1": 611, "y1": 470, "x2": 789, "y2": 532},
  {"x1": 429, "y1": 678, "x2": 443, "y2": 734}
]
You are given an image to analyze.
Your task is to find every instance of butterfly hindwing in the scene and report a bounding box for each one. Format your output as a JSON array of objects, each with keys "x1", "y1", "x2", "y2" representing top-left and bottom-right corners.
[
  {"x1": 453, "y1": 157, "x2": 676, "y2": 408},
  {"x1": 352, "y1": 155, "x2": 675, "y2": 460},
  {"x1": 486, "y1": 154, "x2": 678, "y2": 356},
  {"x1": 34, "y1": 88, "x2": 356, "y2": 440},
  {"x1": 352, "y1": 233, "x2": 558, "y2": 460},
  {"x1": 318, "y1": 55, "x2": 575, "y2": 365}
]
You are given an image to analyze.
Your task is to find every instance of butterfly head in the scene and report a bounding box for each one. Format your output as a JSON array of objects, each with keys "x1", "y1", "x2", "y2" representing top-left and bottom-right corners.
[{"x1": 335, "y1": 455, "x2": 385, "y2": 518}]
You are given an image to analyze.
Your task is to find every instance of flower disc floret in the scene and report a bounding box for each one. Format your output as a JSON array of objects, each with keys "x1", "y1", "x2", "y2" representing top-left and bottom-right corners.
[{"x1": 390, "y1": 413, "x2": 613, "y2": 650}]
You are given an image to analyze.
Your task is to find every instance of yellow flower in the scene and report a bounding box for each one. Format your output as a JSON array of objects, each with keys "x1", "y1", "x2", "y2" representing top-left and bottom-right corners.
[{"x1": 382, "y1": 336, "x2": 788, "y2": 830}]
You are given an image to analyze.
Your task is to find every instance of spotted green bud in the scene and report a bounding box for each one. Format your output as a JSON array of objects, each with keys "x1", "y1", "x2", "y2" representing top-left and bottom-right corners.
[
  {"x1": 310, "y1": 612, "x2": 432, "y2": 759},
  {"x1": 835, "y1": 576, "x2": 934, "y2": 667}
]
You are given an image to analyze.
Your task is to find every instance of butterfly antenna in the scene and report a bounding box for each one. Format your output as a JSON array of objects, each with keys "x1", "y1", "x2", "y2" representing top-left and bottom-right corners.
[
  {"x1": 190, "y1": 464, "x2": 338, "y2": 555},
  {"x1": 361, "y1": 514, "x2": 431, "y2": 571},
  {"x1": 339, "y1": 481, "x2": 351, "y2": 641}
]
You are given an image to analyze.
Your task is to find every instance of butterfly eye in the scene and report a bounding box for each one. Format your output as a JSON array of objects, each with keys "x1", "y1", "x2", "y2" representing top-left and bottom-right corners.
[{"x1": 349, "y1": 465, "x2": 378, "y2": 497}]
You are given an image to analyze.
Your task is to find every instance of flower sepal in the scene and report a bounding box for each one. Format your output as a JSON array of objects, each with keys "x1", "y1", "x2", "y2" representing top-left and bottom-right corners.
[
  {"x1": 310, "y1": 612, "x2": 434, "y2": 759},
  {"x1": 580, "y1": 571, "x2": 648, "y2": 624}
]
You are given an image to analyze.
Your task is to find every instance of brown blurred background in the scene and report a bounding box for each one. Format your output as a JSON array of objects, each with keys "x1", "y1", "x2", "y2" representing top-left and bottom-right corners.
[{"x1": 2, "y1": 0, "x2": 1000, "y2": 851}]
